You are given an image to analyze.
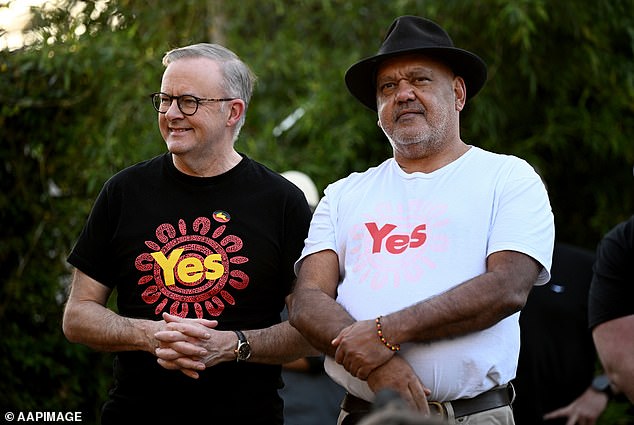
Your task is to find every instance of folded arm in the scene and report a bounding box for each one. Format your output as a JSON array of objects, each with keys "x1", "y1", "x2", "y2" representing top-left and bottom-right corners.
[
  {"x1": 288, "y1": 249, "x2": 354, "y2": 356},
  {"x1": 288, "y1": 249, "x2": 430, "y2": 411},
  {"x1": 331, "y1": 250, "x2": 541, "y2": 379}
]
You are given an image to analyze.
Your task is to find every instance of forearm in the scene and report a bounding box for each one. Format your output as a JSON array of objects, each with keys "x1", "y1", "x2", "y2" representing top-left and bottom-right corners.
[
  {"x1": 390, "y1": 277, "x2": 520, "y2": 343},
  {"x1": 289, "y1": 286, "x2": 354, "y2": 356},
  {"x1": 63, "y1": 269, "x2": 161, "y2": 354},
  {"x1": 388, "y1": 251, "x2": 537, "y2": 344},
  {"x1": 288, "y1": 250, "x2": 353, "y2": 356},
  {"x1": 243, "y1": 321, "x2": 319, "y2": 364},
  {"x1": 593, "y1": 315, "x2": 634, "y2": 402},
  {"x1": 611, "y1": 368, "x2": 634, "y2": 403},
  {"x1": 63, "y1": 300, "x2": 159, "y2": 353}
]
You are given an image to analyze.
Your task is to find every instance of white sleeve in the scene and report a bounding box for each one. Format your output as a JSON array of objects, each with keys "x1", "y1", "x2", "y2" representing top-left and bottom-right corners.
[
  {"x1": 293, "y1": 182, "x2": 339, "y2": 276},
  {"x1": 488, "y1": 159, "x2": 554, "y2": 285}
]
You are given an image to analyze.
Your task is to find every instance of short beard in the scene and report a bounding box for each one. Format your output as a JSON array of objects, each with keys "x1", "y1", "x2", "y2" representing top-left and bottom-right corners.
[{"x1": 382, "y1": 118, "x2": 446, "y2": 160}]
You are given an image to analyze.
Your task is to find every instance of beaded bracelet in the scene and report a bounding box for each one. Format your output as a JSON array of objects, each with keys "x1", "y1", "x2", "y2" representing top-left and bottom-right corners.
[{"x1": 375, "y1": 316, "x2": 400, "y2": 352}]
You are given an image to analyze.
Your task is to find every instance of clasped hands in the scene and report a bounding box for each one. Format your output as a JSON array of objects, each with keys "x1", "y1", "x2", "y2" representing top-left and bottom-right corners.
[
  {"x1": 153, "y1": 312, "x2": 234, "y2": 379},
  {"x1": 332, "y1": 318, "x2": 396, "y2": 380},
  {"x1": 333, "y1": 318, "x2": 431, "y2": 414}
]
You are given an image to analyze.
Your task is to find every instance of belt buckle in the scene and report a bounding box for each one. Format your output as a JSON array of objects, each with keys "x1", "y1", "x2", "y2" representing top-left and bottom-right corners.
[{"x1": 428, "y1": 401, "x2": 446, "y2": 419}]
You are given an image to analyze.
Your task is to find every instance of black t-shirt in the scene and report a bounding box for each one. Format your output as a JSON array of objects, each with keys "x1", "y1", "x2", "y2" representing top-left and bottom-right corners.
[
  {"x1": 512, "y1": 242, "x2": 596, "y2": 425},
  {"x1": 589, "y1": 214, "x2": 634, "y2": 329},
  {"x1": 68, "y1": 153, "x2": 312, "y2": 424}
]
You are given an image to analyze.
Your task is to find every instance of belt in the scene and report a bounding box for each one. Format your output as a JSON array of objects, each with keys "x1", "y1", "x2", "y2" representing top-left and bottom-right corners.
[{"x1": 341, "y1": 385, "x2": 513, "y2": 419}]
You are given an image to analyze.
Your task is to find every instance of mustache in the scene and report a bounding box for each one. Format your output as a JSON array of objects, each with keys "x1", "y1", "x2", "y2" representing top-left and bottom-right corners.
[{"x1": 394, "y1": 103, "x2": 425, "y2": 120}]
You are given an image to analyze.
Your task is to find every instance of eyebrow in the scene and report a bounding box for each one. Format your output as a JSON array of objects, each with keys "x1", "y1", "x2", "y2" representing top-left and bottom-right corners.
[{"x1": 377, "y1": 67, "x2": 434, "y2": 83}]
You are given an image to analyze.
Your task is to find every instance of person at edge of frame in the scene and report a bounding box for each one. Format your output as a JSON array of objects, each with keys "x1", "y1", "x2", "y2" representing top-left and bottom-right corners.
[
  {"x1": 513, "y1": 241, "x2": 611, "y2": 425},
  {"x1": 589, "y1": 214, "x2": 634, "y2": 404}
]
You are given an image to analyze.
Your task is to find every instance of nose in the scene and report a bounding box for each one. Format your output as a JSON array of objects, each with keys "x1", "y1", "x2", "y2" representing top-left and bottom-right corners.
[
  {"x1": 165, "y1": 98, "x2": 183, "y2": 118},
  {"x1": 395, "y1": 80, "x2": 416, "y2": 102}
]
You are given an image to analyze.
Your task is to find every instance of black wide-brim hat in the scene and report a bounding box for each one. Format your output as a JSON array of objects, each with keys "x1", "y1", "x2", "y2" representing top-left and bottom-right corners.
[{"x1": 345, "y1": 15, "x2": 488, "y2": 111}]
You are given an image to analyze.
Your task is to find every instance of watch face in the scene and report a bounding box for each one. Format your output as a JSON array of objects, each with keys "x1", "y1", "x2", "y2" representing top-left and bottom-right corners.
[
  {"x1": 237, "y1": 343, "x2": 251, "y2": 360},
  {"x1": 592, "y1": 375, "x2": 610, "y2": 392}
]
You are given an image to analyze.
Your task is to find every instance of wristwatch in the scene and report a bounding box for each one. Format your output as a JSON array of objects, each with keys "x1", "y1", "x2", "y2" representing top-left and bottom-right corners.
[
  {"x1": 233, "y1": 330, "x2": 251, "y2": 362},
  {"x1": 591, "y1": 374, "x2": 613, "y2": 397}
]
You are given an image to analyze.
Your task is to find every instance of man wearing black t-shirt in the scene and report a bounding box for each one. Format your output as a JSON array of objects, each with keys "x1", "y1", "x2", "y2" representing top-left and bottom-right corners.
[
  {"x1": 589, "y1": 215, "x2": 634, "y2": 403},
  {"x1": 513, "y1": 242, "x2": 609, "y2": 424},
  {"x1": 62, "y1": 43, "x2": 315, "y2": 424}
]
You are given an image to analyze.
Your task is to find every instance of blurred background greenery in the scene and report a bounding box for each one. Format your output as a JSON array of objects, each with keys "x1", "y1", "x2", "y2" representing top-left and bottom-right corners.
[{"x1": 1, "y1": 0, "x2": 632, "y2": 423}]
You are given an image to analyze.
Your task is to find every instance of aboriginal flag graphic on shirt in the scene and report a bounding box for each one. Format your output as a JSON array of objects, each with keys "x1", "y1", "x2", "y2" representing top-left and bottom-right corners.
[{"x1": 134, "y1": 210, "x2": 249, "y2": 319}]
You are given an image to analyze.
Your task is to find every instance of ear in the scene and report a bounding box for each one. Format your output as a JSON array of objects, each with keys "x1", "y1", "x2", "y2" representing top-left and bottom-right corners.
[
  {"x1": 226, "y1": 99, "x2": 246, "y2": 127},
  {"x1": 453, "y1": 76, "x2": 466, "y2": 112}
]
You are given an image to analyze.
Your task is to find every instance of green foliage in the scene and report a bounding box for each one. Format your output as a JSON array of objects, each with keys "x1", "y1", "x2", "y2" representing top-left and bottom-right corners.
[
  {"x1": 1, "y1": 0, "x2": 632, "y2": 423},
  {"x1": 457, "y1": 0, "x2": 634, "y2": 247}
]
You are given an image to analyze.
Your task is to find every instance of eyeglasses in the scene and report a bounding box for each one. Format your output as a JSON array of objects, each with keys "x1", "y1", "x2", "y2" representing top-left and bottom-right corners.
[{"x1": 150, "y1": 92, "x2": 236, "y2": 116}]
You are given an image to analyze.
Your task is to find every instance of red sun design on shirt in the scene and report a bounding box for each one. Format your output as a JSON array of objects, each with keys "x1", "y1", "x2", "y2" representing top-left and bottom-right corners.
[{"x1": 134, "y1": 216, "x2": 249, "y2": 318}]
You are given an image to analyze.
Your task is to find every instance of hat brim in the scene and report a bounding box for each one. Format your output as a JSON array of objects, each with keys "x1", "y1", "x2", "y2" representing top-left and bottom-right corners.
[{"x1": 345, "y1": 47, "x2": 488, "y2": 111}]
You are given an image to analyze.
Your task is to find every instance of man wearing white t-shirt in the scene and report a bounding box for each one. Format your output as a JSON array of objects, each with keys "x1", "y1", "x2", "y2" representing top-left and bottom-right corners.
[{"x1": 288, "y1": 15, "x2": 554, "y2": 425}]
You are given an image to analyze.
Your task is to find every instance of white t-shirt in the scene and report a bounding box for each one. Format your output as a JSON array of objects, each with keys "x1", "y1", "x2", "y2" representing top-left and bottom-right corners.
[{"x1": 295, "y1": 146, "x2": 554, "y2": 402}]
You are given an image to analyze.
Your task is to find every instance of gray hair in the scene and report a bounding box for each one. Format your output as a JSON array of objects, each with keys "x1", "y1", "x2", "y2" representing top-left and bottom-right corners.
[{"x1": 162, "y1": 43, "x2": 257, "y2": 136}]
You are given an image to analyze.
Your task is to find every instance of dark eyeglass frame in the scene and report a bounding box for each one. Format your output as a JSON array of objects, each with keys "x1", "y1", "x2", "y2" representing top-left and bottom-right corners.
[{"x1": 150, "y1": 92, "x2": 237, "y2": 116}]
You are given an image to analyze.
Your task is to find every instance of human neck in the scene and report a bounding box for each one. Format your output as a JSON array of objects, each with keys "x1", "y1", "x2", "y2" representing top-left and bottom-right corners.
[{"x1": 396, "y1": 141, "x2": 470, "y2": 174}]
